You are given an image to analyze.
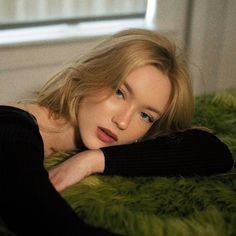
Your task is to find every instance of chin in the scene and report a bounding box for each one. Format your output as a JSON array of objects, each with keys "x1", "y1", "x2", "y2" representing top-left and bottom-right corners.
[
  {"x1": 83, "y1": 140, "x2": 101, "y2": 150},
  {"x1": 82, "y1": 134, "x2": 118, "y2": 149},
  {"x1": 85, "y1": 140, "x2": 115, "y2": 150}
]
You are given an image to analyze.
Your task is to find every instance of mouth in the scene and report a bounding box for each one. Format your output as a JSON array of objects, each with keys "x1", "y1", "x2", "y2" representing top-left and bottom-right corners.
[{"x1": 96, "y1": 126, "x2": 118, "y2": 144}]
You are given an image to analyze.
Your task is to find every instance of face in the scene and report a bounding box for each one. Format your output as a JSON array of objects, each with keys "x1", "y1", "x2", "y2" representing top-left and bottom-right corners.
[{"x1": 77, "y1": 65, "x2": 171, "y2": 149}]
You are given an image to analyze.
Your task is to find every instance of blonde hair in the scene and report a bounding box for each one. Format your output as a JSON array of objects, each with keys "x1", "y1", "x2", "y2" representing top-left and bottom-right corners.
[{"x1": 37, "y1": 28, "x2": 194, "y2": 143}]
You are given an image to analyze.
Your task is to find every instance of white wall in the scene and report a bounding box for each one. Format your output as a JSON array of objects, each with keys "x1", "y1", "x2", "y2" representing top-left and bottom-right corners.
[
  {"x1": 188, "y1": 0, "x2": 236, "y2": 94},
  {"x1": 0, "y1": 37, "x2": 103, "y2": 103}
]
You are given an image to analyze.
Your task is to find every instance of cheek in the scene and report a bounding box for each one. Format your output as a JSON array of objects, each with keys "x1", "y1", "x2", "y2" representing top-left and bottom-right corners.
[
  {"x1": 93, "y1": 97, "x2": 121, "y2": 118},
  {"x1": 79, "y1": 99, "x2": 102, "y2": 118},
  {"x1": 123, "y1": 120, "x2": 151, "y2": 143},
  {"x1": 135, "y1": 125, "x2": 150, "y2": 138},
  {"x1": 78, "y1": 96, "x2": 118, "y2": 124}
]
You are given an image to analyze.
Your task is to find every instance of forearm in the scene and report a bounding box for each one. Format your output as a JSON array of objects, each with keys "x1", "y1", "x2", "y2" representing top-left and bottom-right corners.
[
  {"x1": 87, "y1": 149, "x2": 105, "y2": 175},
  {"x1": 49, "y1": 149, "x2": 105, "y2": 191},
  {"x1": 100, "y1": 129, "x2": 234, "y2": 177}
]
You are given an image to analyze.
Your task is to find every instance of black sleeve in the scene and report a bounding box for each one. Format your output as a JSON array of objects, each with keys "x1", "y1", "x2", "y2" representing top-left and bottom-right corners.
[
  {"x1": 0, "y1": 115, "x2": 117, "y2": 236},
  {"x1": 100, "y1": 129, "x2": 234, "y2": 177}
]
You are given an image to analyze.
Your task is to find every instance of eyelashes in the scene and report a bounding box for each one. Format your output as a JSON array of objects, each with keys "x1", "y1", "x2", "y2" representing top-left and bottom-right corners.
[
  {"x1": 115, "y1": 88, "x2": 125, "y2": 99},
  {"x1": 140, "y1": 112, "x2": 154, "y2": 123}
]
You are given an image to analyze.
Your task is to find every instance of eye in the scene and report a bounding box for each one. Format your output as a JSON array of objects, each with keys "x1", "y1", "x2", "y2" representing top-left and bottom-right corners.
[
  {"x1": 115, "y1": 88, "x2": 125, "y2": 99},
  {"x1": 140, "y1": 112, "x2": 154, "y2": 123}
]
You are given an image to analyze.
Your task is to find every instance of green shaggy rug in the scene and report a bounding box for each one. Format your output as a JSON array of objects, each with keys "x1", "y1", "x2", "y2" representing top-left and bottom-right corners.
[{"x1": 1, "y1": 89, "x2": 236, "y2": 236}]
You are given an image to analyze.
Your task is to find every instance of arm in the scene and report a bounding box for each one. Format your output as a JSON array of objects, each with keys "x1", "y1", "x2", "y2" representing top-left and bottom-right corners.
[
  {"x1": 0, "y1": 114, "x2": 115, "y2": 236},
  {"x1": 50, "y1": 129, "x2": 233, "y2": 192},
  {"x1": 101, "y1": 129, "x2": 234, "y2": 177},
  {"x1": 49, "y1": 149, "x2": 105, "y2": 192}
]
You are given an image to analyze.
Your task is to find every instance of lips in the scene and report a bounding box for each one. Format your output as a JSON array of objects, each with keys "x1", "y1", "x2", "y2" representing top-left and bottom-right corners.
[{"x1": 96, "y1": 127, "x2": 118, "y2": 144}]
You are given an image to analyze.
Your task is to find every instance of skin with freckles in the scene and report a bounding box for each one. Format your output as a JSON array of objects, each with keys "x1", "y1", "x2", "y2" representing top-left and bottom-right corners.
[{"x1": 77, "y1": 65, "x2": 171, "y2": 150}]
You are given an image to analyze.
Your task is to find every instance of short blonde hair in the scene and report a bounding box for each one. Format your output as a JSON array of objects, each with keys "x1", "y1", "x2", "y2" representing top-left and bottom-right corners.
[{"x1": 37, "y1": 28, "x2": 194, "y2": 142}]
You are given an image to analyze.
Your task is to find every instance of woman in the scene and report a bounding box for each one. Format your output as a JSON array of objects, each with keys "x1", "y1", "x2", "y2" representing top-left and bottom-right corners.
[
  {"x1": 0, "y1": 28, "x2": 233, "y2": 236},
  {"x1": 45, "y1": 28, "x2": 233, "y2": 190}
]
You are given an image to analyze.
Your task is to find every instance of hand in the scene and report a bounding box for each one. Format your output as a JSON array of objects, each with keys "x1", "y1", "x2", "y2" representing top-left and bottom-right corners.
[{"x1": 48, "y1": 149, "x2": 105, "y2": 192}]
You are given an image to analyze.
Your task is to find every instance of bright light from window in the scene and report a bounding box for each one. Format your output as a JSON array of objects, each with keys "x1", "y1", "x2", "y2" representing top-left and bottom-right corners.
[{"x1": 0, "y1": 0, "x2": 147, "y2": 28}]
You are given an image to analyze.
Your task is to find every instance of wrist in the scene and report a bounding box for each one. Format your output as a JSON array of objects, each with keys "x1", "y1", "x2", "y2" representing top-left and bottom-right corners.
[{"x1": 85, "y1": 149, "x2": 105, "y2": 175}]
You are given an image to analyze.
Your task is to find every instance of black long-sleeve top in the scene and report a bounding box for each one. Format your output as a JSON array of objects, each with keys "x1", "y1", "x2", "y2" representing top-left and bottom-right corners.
[
  {"x1": 0, "y1": 105, "x2": 233, "y2": 235},
  {"x1": 0, "y1": 106, "x2": 118, "y2": 236},
  {"x1": 101, "y1": 129, "x2": 233, "y2": 176}
]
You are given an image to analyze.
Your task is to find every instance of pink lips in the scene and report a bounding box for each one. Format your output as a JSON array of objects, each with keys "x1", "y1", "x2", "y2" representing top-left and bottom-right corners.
[{"x1": 96, "y1": 127, "x2": 118, "y2": 144}]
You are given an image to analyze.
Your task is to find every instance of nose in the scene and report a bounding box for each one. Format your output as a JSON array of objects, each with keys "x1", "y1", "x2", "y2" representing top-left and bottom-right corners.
[{"x1": 112, "y1": 107, "x2": 133, "y2": 130}]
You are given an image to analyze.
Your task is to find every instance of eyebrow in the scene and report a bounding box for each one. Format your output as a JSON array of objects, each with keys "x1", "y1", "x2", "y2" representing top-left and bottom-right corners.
[
  {"x1": 123, "y1": 81, "x2": 163, "y2": 117},
  {"x1": 146, "y1": 106, "x2": 162, "y2": 117},
  {"x1": 123, "y1": 81, "x2": 133, "y2": 95}
]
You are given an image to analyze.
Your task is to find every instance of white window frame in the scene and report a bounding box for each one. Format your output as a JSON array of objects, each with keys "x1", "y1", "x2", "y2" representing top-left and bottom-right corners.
[{"x1": 0, "y1": 0, "x2": 189, "y2": 48}]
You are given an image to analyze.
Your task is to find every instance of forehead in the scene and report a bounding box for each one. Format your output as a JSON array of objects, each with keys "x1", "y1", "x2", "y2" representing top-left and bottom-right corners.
[{"x1": 125, "y1": 65, "x2": 171, "y2": 113}]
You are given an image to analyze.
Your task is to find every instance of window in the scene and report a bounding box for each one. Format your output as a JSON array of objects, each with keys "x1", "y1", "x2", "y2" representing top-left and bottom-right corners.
[{"x1": 0, "y1": 0, "x2": 147, "y2": 29}]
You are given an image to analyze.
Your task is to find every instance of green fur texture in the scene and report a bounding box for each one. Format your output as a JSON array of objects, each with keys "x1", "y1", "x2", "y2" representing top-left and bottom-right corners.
[{"x1": 46, "y1": 89, "x2": 236, "y2": 236}]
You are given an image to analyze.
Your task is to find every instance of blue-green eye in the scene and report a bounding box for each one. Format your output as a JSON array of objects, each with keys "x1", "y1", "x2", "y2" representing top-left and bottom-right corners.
[
  {"x1": 115, "y1": 88, "x2": 125, "y2": 99},
  {"x1": 140, "y1": 112, "x2": 154, "y2": 123}
]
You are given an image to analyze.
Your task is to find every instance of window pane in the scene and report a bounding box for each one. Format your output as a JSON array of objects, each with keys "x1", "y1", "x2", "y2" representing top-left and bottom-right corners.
[{"x1": 0, "y1": 0, "x2": 147, "y2": 27}]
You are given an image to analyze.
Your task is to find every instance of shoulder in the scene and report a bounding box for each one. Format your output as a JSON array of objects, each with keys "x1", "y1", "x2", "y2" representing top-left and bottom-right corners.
[
  {"x1": 0, "y1": 105, "x2": 37, "y2": 126},
  {"x1": 0, "y1": 105, "x2": 44, "y2": 155},
  {"x1": 0, "y1": 105, "x2": 38, "y2": 135}
]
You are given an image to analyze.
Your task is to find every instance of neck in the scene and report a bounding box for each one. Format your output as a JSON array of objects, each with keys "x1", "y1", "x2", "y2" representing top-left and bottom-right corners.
[
  {"x1": 12, "y1": 103, "x2": 76, "y2": 157},
  {"x1": 40, "y1": 121, "x2": 76, "y2": 158}
]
